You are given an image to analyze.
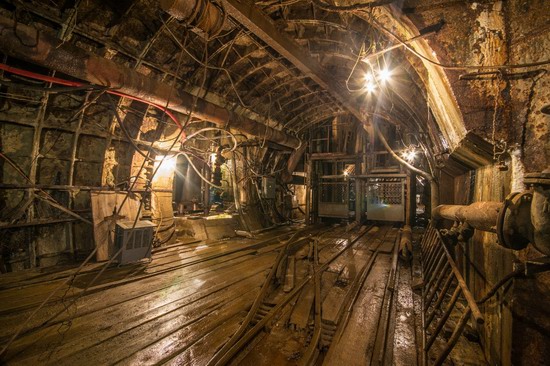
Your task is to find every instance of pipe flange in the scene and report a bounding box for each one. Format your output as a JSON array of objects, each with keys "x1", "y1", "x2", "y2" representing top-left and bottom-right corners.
[{"x1": 497, "y1": 192, "x2": 533, "y2": 250}]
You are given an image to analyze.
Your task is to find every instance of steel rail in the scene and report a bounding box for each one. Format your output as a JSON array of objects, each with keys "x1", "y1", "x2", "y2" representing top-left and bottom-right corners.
[{"x1": 209, "y1": 224, "x2": 374, "y2": 365}]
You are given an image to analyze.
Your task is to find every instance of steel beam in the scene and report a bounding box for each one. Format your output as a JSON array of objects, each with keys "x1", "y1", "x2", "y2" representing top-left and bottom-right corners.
[
  {"x1": 0, "y1": 15, "x2": 300, "y2": 149},
  {"x1": 217, "y1": 0, "x2": 366, "y2": 125}
]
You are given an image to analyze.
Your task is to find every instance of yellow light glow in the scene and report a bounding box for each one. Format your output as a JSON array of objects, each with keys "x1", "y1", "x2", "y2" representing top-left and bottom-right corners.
[
  {"x1": 155, "y1": 155, "x2": 176, "y2": 175},
  {"x1": 365, "y1": 81, "x2": 376, "y2": 93},
  {"x1": 210, "y1": 153, "x2": 217, "y2": 164},
  {"x1": 401, "y1": 150, "x2": 417, "y2": 163},
  {"x1": 379, "y1": 68, "x2": 392, "y2": 83}
]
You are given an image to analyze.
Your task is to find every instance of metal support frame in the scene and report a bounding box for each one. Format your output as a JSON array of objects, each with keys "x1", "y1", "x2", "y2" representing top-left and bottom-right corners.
[
  {"x1": 217, "y1": 0, "x2": 367, "y2": 125},
  {"x1": 0, "y1": 15, "x2": 300, "y2": 149},
  {"x1": 420, "y1": 223, "x2": 484, "y2": 366}
]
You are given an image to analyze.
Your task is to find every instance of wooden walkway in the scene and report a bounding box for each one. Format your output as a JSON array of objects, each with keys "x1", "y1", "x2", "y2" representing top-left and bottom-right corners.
[
  {"x1": 0, "y1": 224, "x2": 440, "y2": 366},
  {"x1": 0, "y1": 227, "x2": 299, "y2": 365}
]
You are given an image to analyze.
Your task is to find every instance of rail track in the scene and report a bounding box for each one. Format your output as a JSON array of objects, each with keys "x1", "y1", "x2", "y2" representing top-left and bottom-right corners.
[
  {"x1": 206, "y1": 223, "x2": 401, "y2": 366},
  {"x1": 0, "y1": 223, "x2": 404, "y2": 366}
]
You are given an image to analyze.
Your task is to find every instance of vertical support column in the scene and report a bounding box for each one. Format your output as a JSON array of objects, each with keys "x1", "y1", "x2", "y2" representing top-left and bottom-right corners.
[
  {"x1": 27, "y1": 77, "x2": 52, "y2": 268},
  {"x1": 355, "y1": 158, "x2": 363, "y2": 224},
  {"x1": 305, "y1": 155, "x2": 312, "y2": 225},
  {"x1": 202, "y1": 163, "x2": 211, "y2": 215},
  {"x1": 408, "y1": 172, "x2": 416, "y2": 227},
  {"x1": 311, "y1": 160, "x2": 318, "y2": 224}
]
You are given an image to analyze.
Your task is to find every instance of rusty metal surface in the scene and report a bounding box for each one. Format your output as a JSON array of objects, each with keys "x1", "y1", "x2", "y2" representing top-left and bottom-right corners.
[
  {"x1": 525, "y1": 169, "x2": 550, "y2": 255},
  {"x1": 159, "y1": 0, "x2": 228, "y2": 37},
  {"x1": 218, "y1": 0, "x2": 366, "y2": 125},
  {"x1": 433, "y1": 202, "x2": 502, "y2": 232},
  {"x1": 0, "y1": 15, "x2": 300, "y2": 149}
]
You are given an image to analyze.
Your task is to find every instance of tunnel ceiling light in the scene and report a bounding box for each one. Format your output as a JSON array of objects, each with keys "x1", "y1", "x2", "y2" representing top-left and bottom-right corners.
[
  {"x1": 365, "y1": 80, "x2": 377, "y2": 93},
  {"x1": 156, "y1": 154, "x2": 177, "y2": 175},
  {"x1": 401, "y1": 148, "x2": 417, "y2": 163},
  {"x1": 379, "y1": 68, "x2": 392, "y2": 83}
]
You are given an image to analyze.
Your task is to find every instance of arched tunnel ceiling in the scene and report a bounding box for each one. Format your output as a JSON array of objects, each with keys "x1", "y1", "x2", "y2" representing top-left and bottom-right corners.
[
  {"x1": 0, "y1": 0, "x2": 437, "y2": 144},
  {"x1": 0, "y1": 0, "x2": 548, "y2": 172}
]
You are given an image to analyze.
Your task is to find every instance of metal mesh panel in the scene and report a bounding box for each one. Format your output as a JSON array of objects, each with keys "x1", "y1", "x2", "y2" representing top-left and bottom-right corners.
[
  {"x1": 367, "y1": 182, "x2": 402, "y2": 205},
  {"x1": 320, "y1": 181, "x2": 348, "y2": 204}
]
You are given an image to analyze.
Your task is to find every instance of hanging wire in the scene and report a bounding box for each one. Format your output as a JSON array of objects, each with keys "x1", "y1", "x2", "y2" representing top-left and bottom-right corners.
[{"x1": 0, "y1": 22, "x2": 213, "y2": 358}]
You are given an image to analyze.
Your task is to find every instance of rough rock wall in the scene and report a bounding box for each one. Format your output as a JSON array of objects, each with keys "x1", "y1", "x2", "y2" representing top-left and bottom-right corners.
[{"x1": 381, "y1": 0, "x2": 548, "y2": 172}]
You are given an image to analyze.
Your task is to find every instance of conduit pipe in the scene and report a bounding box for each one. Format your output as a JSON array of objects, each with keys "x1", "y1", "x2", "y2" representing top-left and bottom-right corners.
[
  {"x1": 0, "y1": 15, "x2": 301, "y2": 149},
  {"x1": 432, "y1": 202, "x2": 501, "y2": 233},
  {"x1": 160, "y1": 0, "x2": 230, "y2": 38},
  {"x1": 433, "y1": 169, "x2": 550, "y2": 256},
  {"x1": 281, "y1": 143, "x2": 307, "y2": 183},
  {"x1": 373, "y1": 124, "x2": 439, "y2": 213}
]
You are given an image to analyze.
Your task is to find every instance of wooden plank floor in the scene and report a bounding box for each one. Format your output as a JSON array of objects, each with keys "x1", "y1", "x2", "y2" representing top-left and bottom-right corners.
[
  {"x1": 1, "y1": 224, "x2": 441, "y2": 366},
  {"x1": 0, "y1": 227, "x2": 298, "y2": 365}
]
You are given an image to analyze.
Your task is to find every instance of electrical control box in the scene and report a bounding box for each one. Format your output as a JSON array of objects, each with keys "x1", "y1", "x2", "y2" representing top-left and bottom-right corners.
[
  {"x1": 114, "y1": 220, "x2": 155, "y2": 264},
  {"x1": 262, "y1": 177, "x2": 276, "y2": 199}
]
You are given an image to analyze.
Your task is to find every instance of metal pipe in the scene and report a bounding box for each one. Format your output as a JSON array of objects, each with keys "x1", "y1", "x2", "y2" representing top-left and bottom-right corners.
[
  {"x1": 281, "y1": 143, "x2": 306, "y2": 183},
  {"x1": 433, "y1": 202, "x2": 502, "y2": 232},
  {"x1": 0, "y1": 15, "x2": 301, "y2": 149},
  {"x1": 159, "y1": 0, "x2": 229, "y2": 37},
  {"x1": 399, "y1": 225, "x2": 413, "y2": 259},
  {"x1": 525, "y1": 169, "x2": 550, "y2": 255},
  {"x1": 373, "y1": 124, "x2": 439, "y2": 213}
]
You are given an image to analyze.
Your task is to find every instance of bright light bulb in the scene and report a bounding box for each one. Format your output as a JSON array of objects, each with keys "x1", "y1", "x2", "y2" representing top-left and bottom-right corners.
[
  {"x1": 210, "y1": 153, "x2": 217, "y2": 164},
  {"x1": 365, "y1": 81, "x2": 376, "y2": 93},
  {"x1": 401, "y1": 149, "x2": 417, "y2": 163},
  {"x1": 379, "y1": 68, "x2": 392, "y2": 83},
  {"x1": 364, "y1": 72, "x2": 373, "y2": 82},
  {"x1": 156, "y1": 155, "x2": 176, "y2": 175}
]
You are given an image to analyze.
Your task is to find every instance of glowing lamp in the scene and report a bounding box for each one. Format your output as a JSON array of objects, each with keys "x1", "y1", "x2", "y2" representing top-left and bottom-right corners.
[{"x1": 379, "y1": 68, "x2": 392, "y2": 83}]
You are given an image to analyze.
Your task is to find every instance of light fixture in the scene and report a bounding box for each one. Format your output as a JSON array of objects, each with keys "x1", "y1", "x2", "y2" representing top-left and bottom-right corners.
[
  {"x1": 365, "y1": 81, "x2": 376, "y2": 93},
  {"x1": 379, "y1": 68, "x2": 392, "y2": 83},
  {"x1": 401, "y1": 148, "x2": 417, "y2": 163},
  {"x1": 210, "y1": 152, "x2": 217, "y2": 164},
  {"x1": 155, "y1": 154, "x2": 176, "y2": 175}
]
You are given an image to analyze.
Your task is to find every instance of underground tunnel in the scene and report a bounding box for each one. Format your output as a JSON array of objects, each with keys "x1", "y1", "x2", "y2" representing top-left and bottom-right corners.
[{"x1": 0, "y1": 0, "x2": 549, "y2": 365}]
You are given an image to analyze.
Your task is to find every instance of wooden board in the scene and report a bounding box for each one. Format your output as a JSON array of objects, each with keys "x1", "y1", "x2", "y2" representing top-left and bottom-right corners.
[
  {"x1": 289, "y1": 283, "x2": 314, "y2": 330},
  {"x1": 91, "y1": 191, "x2": 141, "y2": 261},
  {"x1": 283, "y1": 255, "x2": 295, "y2": 292}
]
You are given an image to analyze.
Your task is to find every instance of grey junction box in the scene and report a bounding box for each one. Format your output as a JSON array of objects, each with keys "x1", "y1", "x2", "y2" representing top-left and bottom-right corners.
[{"x1": 114, "y1": 220, "x2": 156, "y2": 264}]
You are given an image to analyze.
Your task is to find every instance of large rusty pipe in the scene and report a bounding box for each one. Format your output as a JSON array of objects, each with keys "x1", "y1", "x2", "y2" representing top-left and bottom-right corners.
[
  {"x1": 160, "y1": 0, "x2": 229, "y2": 37},
  {"x1": 0, "y1": 16, "x2": 300, "y2": 149},
  {"x1": 281, "y1": 143, "x2": 306, "y2": 183},
  {"x1": 433, "y1": 202, "x2": 502, "y2": 232}
]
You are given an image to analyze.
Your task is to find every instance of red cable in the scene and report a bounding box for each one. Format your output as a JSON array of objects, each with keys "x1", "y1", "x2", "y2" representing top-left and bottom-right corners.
[{"x1": 0, "y1": 63, "x2": 185, "y2": 138}]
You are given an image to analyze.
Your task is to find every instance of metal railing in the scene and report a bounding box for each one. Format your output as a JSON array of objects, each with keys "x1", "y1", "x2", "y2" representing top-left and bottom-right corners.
[{"x1": 421, "y1": 224, "x2": 484, "y2": 366}]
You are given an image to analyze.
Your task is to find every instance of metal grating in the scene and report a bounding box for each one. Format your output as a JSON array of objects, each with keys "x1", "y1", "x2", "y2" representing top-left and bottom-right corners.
[
  {"x1": 320, "y1": 181, "x2": 348, "y2": 204},
  {"x1": 420, "y1": 224, "x2": 484, "y2": 366},
  {"x1": 367, "y1": 182, "x2": 403, "y2": 205}
]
